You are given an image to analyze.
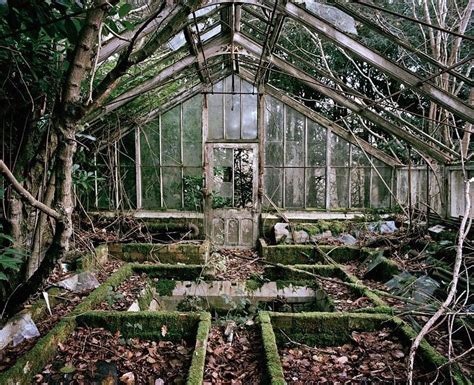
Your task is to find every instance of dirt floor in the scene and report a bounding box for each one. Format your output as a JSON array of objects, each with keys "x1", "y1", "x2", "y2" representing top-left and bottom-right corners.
[
  {"x1": 35, "y1": 327, "x2": 193, "y2": 384},
  {"x1": 279, "y1": 328, "x2": 437, "y2": 383},
  {"x1": 0, "y1": 259, "x2": 123, "y2": 373},
  {"x1": 204, "y1": 323, "x2": 263, "y2": 384}
]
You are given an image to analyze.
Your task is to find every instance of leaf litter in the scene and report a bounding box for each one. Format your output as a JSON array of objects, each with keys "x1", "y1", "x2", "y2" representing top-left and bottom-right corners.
[
  {"x1": 35, "y1": 327, "x2": 192, "y2": 384},
  {"x1": 279, "y1": 327, "x2": 437, "y2": 383}
]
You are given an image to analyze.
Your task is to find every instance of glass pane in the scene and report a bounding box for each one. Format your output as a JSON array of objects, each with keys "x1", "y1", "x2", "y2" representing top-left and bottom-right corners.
[
  {"x1": 329, "y1": 167, "x2": 349, "y2": 208},
  {"x1": 351, "y1": 167, "x2": 370, "y2": 208},
  {"x1": 183, "y1": 95, "x2": 202, "y2": 167},
  {"x1": 140, "y1": 121, "x2": 160, "y2": 166},
  {"x1": 330, "y1": 134, "x2": 349, "y2": 167},
  {"x1": 234, "y1": 148, "x2": 254, "y2": 208},
  {"x1": 265, "y1": 96, "x2": 283, "y2": 142},
  {"x1": 225, "y1": 76, "x2": 241, "y2": 139},
  {"x1": 141, "y1": 166, "x2": 161, "y2": 209},
  {"x1": 351, "y1": 145, "x2": 370, "y2": 167},
  {"x1": 241, "y1": 80, "x2": 257, "y2": 139},
  {"x1": 285, "y1": 107, "x2": 305, "y2": 166},
  {"x1": 306, "y1": 168, "x2": 326, "y2": 208},
  {"x1": 265, "y1": 142, "x2": 283, "y2": 167},
  {"x1": 264, "y1": 167, "x2": 283, "y2": 208},
  {"x1": 208, "y1": 80, "x2": 223, "y2": 139},
  {"x1": 372, "y1": 166, "x2": 392, "y2": 208},
  {"x1": 183, "y1": 167, "x2": 203, "y2": 211},
  {"x1": 118, "y1": 131, "x2": 136, "y2": 167},
  {"x1": 162, "y1": 167, "x2": 182, "y2": 209},
  {"x1": 161, "y1": 106, "x2": 181, "y2": 166},
  {"x1": 285, "y1": 168, "x2": 304, "y2": 208},
  {"x1": 307, "y1": 120, "x2": 326, "y2": 166}
]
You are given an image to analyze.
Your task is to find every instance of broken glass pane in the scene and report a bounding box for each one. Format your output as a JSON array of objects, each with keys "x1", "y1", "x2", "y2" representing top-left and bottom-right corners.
[
  {"x1": 233, "y1": 149, "x2": 254, "y2": 208},
  {"x1": 212, "y1": 148, "x2": 233, "y2": 208},
  {"x1": 306, "y1": 168, "x2": 326, "y2": 208}
]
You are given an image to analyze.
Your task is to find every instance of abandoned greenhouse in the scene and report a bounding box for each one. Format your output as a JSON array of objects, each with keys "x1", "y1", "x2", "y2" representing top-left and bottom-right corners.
[{"x1": 0, "y1": 0, "x2": 473, "y2": 383}]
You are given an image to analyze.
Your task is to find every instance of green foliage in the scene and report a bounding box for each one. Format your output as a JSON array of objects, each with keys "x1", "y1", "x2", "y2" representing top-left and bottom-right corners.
[
  {"x1": 0, "y1": 229, "x2": 26, "y2": 282},
  {"x1": 183, "y1": 175, "x2": 203, "y2": 211},
  {"x1": 72, "y1": 164, "x2": 97, "y2": 193}
]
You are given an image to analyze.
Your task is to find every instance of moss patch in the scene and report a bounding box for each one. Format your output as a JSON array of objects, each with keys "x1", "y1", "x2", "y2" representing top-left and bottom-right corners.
[{"x1": 155, "y1": 279, "x2": 177, "y2": 296}]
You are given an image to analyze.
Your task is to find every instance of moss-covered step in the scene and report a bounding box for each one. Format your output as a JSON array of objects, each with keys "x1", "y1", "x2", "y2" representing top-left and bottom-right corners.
[
  {"x1": 259, "y1": 311, "x2": 468, "y2": 385},
  {"x1": 108, "y1": 240, "x2": 210, "y2": 264},
  {"x1": 257, "y1": 238, "x2": 378, "y2": 265},
  {"x1": 0, "y1": 310, "x2": 211, "y2": 385}
]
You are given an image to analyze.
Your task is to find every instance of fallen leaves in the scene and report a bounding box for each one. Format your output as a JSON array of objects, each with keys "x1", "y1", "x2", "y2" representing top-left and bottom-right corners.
[
  {"x1": 204, "y1": 324, "x2": 263, "y2": 384},
  {"x1": 279, "y1": 328, "x2": 435, "y2": 383},
  {"x1": 36, "y1": 327, "x2": 192, "y2": 384}
]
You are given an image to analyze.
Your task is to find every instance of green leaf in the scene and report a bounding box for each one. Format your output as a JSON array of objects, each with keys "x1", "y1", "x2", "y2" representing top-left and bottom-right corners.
[
  {"x1": 59, "y1": 365, "x2": 76, "y2": 374},
  {"x1": 0, "y1": 272, "x2": 8, "y2": 281},
  {"x1": 121, "y1": 20, "x2": 134, "y2": 31},
  {"x1": 118, "y1": 3, "x2": 132, "y2": 18}
]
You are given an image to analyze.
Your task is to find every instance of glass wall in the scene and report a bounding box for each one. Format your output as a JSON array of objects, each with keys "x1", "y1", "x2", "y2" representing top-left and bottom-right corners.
[
  {"x1": 208, "y1": 75, "x2": 258, "y2": 141},
  {"x1": 263, "y1": 96, "x2": 393, "y2": 210},
  {"x1": 140, "y1": 94, "x2": 203, "y2": 210}
]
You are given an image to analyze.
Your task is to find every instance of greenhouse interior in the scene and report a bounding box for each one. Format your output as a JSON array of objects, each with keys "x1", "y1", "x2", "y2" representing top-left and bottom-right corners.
[{"x1": 0, "y1": 0, "x2": 473, "y2": 384}]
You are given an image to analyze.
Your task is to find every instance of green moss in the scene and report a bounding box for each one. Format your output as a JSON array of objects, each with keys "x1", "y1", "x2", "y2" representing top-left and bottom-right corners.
[
  {"x1": 245, "y1": 278, "x2": 265, "y2": 292},
  {"x1": 364, "y1": 255, "x2": 400, "y2": 281},
  {"x1": 155, "y1": 279, "x2": 177, "y2": 296},
  {"x1": 119, "y1": 243, "x2": 206, "y2": 264},
  {"x1": 187, "y1": 312, "x2": 211, "y2": 385},
  {"x1": 132, "y1": 264, "x2": 208, "y2": 280},
  {"x1": 259, "y1": 312, "x2": 286, "y2": 385},
  {"x1": 137, "y1": 281, "x2": 154, "y2": 310}
]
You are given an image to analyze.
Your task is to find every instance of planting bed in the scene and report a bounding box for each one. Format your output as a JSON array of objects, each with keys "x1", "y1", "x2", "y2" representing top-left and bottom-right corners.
[
  {"x1": 204, "y1": 323, "x2": 264, "y2": 384},
  {"x1": 259, "y1": 312, "x2": 461, "y2": 384}
]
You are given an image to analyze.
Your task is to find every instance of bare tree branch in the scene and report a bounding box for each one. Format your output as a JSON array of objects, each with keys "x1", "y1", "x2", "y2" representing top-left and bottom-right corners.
[{"x1": 0, "y1": 160, "x2": 61, "y2": 220}]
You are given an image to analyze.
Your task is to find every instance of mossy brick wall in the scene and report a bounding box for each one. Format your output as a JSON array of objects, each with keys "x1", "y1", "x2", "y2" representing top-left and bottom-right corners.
[
  {"x1": 258, "y1": 239, "x2": 376, "y2": 264},
  {"x1": 108, "y1": 241, "x2": 209, "y2": 264},
  {"x1": 132, "y1": 264, "x2": 209, "y2": 280},
  {"x1": 77, "y1": 311, "x2": 202, "y2": 341},
  {"x1": 142, "y1": 219, "x2": 205, "y2": 240}
]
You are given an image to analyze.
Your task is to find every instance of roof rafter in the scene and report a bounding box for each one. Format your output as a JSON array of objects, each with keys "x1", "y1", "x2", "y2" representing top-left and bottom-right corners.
[
  {"x1": 282, "y1": 2, "x2": 474, "y2": 124},
  {"x1": 234, "y1": 32, "x2": 452, "y2": 163}
]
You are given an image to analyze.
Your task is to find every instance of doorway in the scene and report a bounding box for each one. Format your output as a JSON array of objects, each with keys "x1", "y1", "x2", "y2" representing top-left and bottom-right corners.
[{"x1": 205, "y1": 143, "x2": 259, "y2": 247}]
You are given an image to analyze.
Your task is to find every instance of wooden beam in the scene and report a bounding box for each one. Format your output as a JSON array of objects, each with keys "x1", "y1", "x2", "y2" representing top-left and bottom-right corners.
[
  {"x1": 102, "y1": 35, "x2": 230, "y2": 114},
  {"x1": 234, "y1": 32, "x2": 451, "y2": 163},
  {"x1": 332, "y1": 1, "x2": 473, "y2": 88},
  {"x1": 283, "y1": 2, "x2": 474, "y2": 124}
]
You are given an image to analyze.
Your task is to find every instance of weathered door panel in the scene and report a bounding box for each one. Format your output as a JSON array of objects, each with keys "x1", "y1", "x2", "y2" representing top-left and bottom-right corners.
[{"x1": 205, "y1": 144, "x2": 259, "y2": 248}]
